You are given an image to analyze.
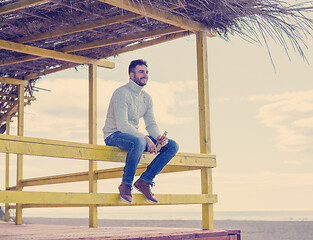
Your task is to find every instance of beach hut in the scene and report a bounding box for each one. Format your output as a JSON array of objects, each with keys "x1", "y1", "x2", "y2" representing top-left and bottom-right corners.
[{"x1": 0, "y1": 0, "x2": 312, "y2": 232}]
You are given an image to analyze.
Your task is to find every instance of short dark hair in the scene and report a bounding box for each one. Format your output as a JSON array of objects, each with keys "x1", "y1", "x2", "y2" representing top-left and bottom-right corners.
[{"x1": 128, "y1": 59, "x2": 148, "y2": 75}]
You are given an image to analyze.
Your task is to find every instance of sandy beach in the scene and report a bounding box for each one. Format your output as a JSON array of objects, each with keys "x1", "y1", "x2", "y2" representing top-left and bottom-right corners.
[{"x1": 22, "y1": 217, "x2": 313, "y2": 240}]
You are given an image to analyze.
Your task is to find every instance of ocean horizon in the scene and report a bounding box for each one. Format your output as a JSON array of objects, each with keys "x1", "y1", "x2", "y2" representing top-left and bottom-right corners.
[
  {"x1": 2, "y1": 203, "x2": 313, "y2": 222},
  {"x1": 13, "y1": 207, "x2": 313, "y2": 222}
]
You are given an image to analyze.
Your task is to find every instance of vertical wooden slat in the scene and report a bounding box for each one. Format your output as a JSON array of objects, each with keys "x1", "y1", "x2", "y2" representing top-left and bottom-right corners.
[
  {"x1": 196, "y1": 31, "x2": 214, "y2": 230},
  {"x1": 88, "y1": 64, "x2": 98, "y2": 227},
  {"x1": 15, "y1": 85, "x2": 24, "y2": 225},
  {"x1": 5, "y1": 114, "x2": 10, "y2": 221}
]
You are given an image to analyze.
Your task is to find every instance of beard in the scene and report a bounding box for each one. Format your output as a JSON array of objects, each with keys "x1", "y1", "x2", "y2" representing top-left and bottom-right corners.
[{"x1": 133, "y1": 76, "x2": 147, "y2": 87}]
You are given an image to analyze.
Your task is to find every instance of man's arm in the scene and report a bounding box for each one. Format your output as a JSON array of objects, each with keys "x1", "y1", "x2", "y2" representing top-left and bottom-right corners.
[{"x1": 143, "y1": 95, "x2": 161, "y2": 140}]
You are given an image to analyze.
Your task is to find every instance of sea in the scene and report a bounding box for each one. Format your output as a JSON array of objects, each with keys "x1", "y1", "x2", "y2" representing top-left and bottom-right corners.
[
  {"x1": 2, "y1": 202, "x2": 313, "y2": 222},
  {"x1": 214, "y1": 210, "x2": 313, "y2": 221}
]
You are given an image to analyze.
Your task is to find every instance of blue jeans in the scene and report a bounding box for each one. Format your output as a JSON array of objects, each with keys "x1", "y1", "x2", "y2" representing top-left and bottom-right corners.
[{"x1": 105, "y1": 131, "x2": 179, "y2": 185}]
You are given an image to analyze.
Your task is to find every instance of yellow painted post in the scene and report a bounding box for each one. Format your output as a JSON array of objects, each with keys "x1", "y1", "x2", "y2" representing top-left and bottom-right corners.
[
  {"x1": 196, "y1": 31, "x2": 214, "y2": 230},
  {"x1": 89, "y1": 64, "x2": 98, "y2": 227},
  {"x1": 5, "y1": 114, "x2": 10, "y2": 221},
  {"x1": 15, "y1": 84, "x2": 24, "y2": 225}
]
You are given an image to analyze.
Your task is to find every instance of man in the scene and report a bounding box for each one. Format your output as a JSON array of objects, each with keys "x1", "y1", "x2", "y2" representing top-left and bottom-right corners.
[{"x1": 103, "y1": 59, "x2": 179, "y2": 203}]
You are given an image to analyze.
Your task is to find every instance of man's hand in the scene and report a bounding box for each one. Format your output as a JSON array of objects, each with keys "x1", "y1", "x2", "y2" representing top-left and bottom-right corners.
[
  {"x1": 144, "y1": 136, "x2": 157, "y2": 154},
  {"x1": 157, "y1": 135, "x2": 168, "y2": 147}
]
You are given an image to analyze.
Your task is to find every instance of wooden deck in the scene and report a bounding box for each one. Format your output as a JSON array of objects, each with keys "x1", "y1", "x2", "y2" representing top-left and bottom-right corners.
[{"x1": 0, "y1": 221, "x2": 240, "y2": 240}]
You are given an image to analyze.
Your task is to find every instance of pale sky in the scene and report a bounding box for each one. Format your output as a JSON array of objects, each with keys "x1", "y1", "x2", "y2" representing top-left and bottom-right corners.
[{"x1": 1, "y1": 21, "x2": 313, "y2": 220}]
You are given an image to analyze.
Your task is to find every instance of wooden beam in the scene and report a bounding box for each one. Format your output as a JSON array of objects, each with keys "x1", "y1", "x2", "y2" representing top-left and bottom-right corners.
[
  {"x1": 15, "y1": 12, "x2": 140, "y2": 44},
  {"x1": 88, "y1": 64, "x2": 98, "y2": 227},
  {"x1": 5, "y1": 114, "x2": 10, "y2": 221},
  {"x1": 101, "y1": 0, "x2": 215, "y2": 37},
  {"x1": 0, "y1": 77, "x2": 28, "y2": 86},
  {"x1": 6, "y1": 165, "x2": 199, "y2": 190},
  {"x1": 196, "y1": 31, "x2": 213, "y2": 230},
  {"x1": 0, "y1": 26, "x2": 184, "y2": 66},
  {"x1": 0, "y1": 135, "x2": 216, "y2": 168},
  {"x1": 196, "y1": 32, "x2": 211, "y2": 154},
  {"x1": 60, "y1": 26, "x2": 185, "y2": 52},
  {"x1": 0, "y1": 0, "x2": 48, "y2": 15},
  {"x1": 0, "y1": 39, "x2": 115, "y2": 69},
  {"x1": 105, "y1": 31, "x2": 192, "y2": 57},
  {"x1": 0, "y1": 191, "x2": 218, "y2": 206},
  {"x1": 16, "y1": 84, "x2": 25, "y2": 225}
]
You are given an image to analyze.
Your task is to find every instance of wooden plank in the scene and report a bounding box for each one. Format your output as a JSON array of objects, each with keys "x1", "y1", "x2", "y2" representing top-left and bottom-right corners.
[
  {"x1": 0, "y1": 135, "x2": 216, "y2": 168},
  {"x1": 0, "y1": 39, "x2": 115, "y2": 69},
  {"x1": 6, "y1": 165, "x2": 199, "y2": 190},
  {"x1": 0, "y1": 27, "x2": 183, "y2": 67},
  {"x1": 16, "y1": 85, "x2": 25, "y2": 225},
  {"x1": 101, "y1": 0, "x2": 216, "y2": 37},
  {"x1": 106, "y1": 31, "x2": 192, "y2": 57},
  {"x1": 88, "y1": 64, "x2": 98, "y2": 227},
  {"x1": 0, "y1": 77, "x2": 28, "y2": 86},
  {"x1": 0, "y1": 0, "x2": 47, "y2": 15},
  {"x1": 0, "y1": 222, "x2": 233, "y2": 240},
  {"x1": 4, "y1": 115, "x2": 10, "y2": 222},
  {"x1": 0, "y1": 191, "x2": 217, "y2": 205},
  {"x1": 60, "y1": 26, "x2": 185, "y2": 52},
  {"x1": 196, "y1": 31, "x2": 214, "y2": 230}
]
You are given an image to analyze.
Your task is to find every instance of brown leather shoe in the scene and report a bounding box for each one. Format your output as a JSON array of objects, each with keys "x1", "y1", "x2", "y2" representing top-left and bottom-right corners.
[
  {"x1": 134, "y1": 179, "x2": 158, "y2": 203},
  {"x1": 118, "y1": 182, "x2": 132, "y2": 203}
]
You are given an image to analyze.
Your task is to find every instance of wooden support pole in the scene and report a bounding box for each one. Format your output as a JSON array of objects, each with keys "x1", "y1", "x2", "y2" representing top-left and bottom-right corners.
[
  {"x1": 15, "y1": 85, "x2": 24, "y2": 225},
  {"x1": 5, "y1": 114, "x2": 10, "y2": 221},
  {"x1": 88, "y1": 64, "x2": 98, "y2": 227},
  {"x1": 196, "y1": 31, "x2": 214, "y2": 230}
]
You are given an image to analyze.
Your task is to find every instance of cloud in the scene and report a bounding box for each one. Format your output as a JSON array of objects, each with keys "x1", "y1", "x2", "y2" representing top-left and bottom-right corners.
[
  {"x1": 249, "y1": 90, "x2": 313, "y2": 152},
  {"x1": 145, "y1": 80, "x2": 196, "y2": 124}
]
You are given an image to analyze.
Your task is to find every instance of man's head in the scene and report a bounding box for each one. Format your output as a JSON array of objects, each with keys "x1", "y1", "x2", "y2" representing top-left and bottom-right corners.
[{"x1": 128, "y1": 59, "x2": 148, "y2": 87}]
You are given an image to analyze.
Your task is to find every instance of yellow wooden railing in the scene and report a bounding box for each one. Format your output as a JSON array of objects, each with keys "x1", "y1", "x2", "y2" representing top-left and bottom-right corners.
[{"x1": 0, "y1": 134, "x2": 217, "y2": 228}]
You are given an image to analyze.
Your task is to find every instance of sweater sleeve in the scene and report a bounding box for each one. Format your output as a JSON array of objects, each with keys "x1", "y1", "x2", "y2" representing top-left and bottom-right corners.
[
  {"x1": 143, "y1": 94, "x2": 161, "y2": 140},
  {"x1": 112, "y1": 90, "x2": 146, "y2": 139}
]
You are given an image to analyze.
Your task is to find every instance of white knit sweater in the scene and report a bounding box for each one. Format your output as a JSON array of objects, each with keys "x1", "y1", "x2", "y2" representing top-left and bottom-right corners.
[{"x1": 103, "y1": 80, "x2": 161, "y2": 141}]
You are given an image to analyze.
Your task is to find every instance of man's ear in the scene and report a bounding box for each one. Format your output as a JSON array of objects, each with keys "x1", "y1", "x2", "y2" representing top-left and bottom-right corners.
[{"x1": 129, "y1": 72, "x2": 134, "y2": 80}]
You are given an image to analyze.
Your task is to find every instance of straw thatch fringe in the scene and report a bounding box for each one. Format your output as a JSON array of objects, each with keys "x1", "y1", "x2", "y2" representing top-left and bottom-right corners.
[{"x1": 132, "y1": 0, "x2": 313, "y2": 65}]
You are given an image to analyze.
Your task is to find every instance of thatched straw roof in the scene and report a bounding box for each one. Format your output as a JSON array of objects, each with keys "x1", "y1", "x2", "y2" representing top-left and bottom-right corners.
[{"x1": 0, "y1": 0, "x2": 313, "y2": 126}]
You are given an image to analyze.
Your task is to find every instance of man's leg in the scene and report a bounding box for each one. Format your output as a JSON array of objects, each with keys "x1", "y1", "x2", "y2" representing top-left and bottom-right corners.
[
  {"x1": 105, "y1": 131, "x2": 146, "y2": 202},
  {"x1": 140, "y1": 138, "x2": 179, "y2": 182},
  {"x1": 134, "y1": 137, "x2": 179, "y2": 202}
]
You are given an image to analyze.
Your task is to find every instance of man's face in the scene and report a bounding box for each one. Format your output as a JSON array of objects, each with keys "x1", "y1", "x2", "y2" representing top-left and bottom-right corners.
[{"x1": 130, "y1": 65, "x2": 149, "y2": 87}]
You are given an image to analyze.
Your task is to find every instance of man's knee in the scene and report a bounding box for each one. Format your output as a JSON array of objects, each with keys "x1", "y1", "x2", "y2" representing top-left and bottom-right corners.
[
  {"x1": 168, "y1": 139, "x2": 179, "y2": 154},
  {"x1": 132, "y1": 137, "x2": 147, "y2": 151}
]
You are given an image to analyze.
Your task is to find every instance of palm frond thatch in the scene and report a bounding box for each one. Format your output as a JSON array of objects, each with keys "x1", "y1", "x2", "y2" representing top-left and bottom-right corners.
[{"x1": 134, "y1": 0, "x2": 313, "y2": 64}]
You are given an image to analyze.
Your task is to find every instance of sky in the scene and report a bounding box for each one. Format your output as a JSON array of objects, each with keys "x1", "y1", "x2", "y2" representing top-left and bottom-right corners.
[{"x1": 1, "y1": 7, "x2": 313, "y2": 220}]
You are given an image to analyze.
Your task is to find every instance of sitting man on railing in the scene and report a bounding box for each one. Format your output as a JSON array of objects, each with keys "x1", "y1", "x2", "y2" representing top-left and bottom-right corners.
[{"x1": 103, "y1": 59, "x2": 179, "y2": 203}]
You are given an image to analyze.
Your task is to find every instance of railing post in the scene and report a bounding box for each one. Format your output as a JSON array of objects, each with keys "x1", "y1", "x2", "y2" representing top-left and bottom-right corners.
[
  {"x1": 89, "y1": 64, "x2": 98, "y2": 227},
  {"x1": 196, "y1": 31, "x2": 214, "y2": 230},
  {"x1": 16, "y1": 84, "x2": 24, "y2": 225},
  {"x1": 5, "y1": 114, "x2": 10, "y2": 221}
]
